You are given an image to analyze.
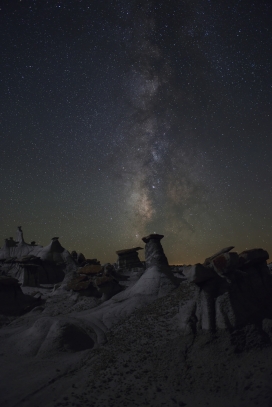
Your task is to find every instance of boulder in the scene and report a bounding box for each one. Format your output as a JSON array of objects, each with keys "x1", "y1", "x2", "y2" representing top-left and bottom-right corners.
[
  {"x1": 78, "y1": 265, "x2": 103, "y2": 275},
  {"x1": 93, "y1": 275, "x2": 123, "y2": 301},
  {"x1": 84, "y1": 258, "x2": 100, "y2": 265},
  {"x1": 67, "y1": 276, "x2": 99, "y2": 297},
  {"x1": 238, "y1": 248, "x2": 269, "y2": 267},
  {"x1": 203, "y1": 246, "x2": 235, "y2": 266},
  {"x1": 210, "y1": 252, "x2": 240, "y2": 280},
  {"x1": 183, "y1": 263, "x2": 217, "y2": 284}
]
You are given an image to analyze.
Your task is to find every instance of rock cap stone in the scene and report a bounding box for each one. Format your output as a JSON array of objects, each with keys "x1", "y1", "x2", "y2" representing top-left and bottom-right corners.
[
  {"x1": 142, "y1": 234, "x2": 164, "y2": 244},
  {"x1": 238, "y1": 248, "x2": 269, "y2": 266},
  {"x1": 183, "y1": 263, "x2": 217, "y2": 284},
  {"x1": 116, "y1": 247, "x2": 143, "y2": 255},
  {"x1": 203, "y1": 246, "x2": 235, "y2": 266}
]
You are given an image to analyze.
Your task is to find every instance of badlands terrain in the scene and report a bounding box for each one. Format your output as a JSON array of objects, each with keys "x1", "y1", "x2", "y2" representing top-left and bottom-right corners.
[{"x1": 1, "y1": 227, "x2": 272, "y2": 407}]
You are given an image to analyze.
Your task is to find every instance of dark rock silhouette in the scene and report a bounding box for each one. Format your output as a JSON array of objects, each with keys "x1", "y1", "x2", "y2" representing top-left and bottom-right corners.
[
  {"x1": 77, "y1": 252, "x2": 86, "y2": 264},
  {"x1": 70, "y1": 251, "x2": 100, "y2": 266},
  {"x1": 142, "y1": 233, "x2": 169, "y2": 269},
  {"x1": 180, "y1": 247, "x2": 272, "y2": 342},
  {"x1": 67, "y1": 262, "x2": 123, "y2": 300},
  {"x1": 77, "y1": 264, "x2": 103, "y2": 275},
  {"x1": 0, "y1": 228, "x2": 77, "y2": 286},
  {"x1": 116, "y1": 247, "x2": 144, "y2": 270}
]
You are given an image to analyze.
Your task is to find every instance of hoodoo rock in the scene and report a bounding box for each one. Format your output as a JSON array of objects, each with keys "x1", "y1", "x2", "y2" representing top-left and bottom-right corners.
[
  {"x1": 116, "y1": 247, "x2": 144, "y2": 270},
  {"x1": 142, "y1": 234, "x2": 169, "y2": 269},
  {"x1": 180, "y1": 246, "x2": 272, "y2": 341}
]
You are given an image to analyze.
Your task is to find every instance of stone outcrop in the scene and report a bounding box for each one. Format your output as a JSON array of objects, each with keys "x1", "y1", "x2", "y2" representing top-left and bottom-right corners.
[
  {"x1": 67, "y1": 263, "x2": 123, "y2": 300},
  {"x1": 183, "y1": 263, "x2": 217, "y2": 284},
  {"x1": 71, "y1": 251, "x2": 100, "y2": 267},
  {"x1": 203, "y1": 246, "x2": 235, "y2": 266},
  {"x1": 180, "y1": 247, "x2": 272, "y2": 338},
  {"x1": 142, "y1": 234, "x2": 168, "y2": 269},
  {"x1": 0, "y1": 228, "x2": 77, "y2": 286},
  {"x1": 78, "y1": 265, "x2": 103, "y2": 275},
  {"x1": 116, "y1": 247, "x2": 144, "y2": 270},
  {"x1": 67, "y1": 275, "x2": 100, "y2": 297}
]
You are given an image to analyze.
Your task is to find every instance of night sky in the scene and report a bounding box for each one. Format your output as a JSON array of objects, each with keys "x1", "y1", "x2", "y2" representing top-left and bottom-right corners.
[{"x1": 1, "y1": 0, "x2": 272, "y2": 264}]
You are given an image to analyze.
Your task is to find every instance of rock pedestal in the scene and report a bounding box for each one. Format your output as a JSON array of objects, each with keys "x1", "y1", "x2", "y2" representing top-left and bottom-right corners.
[
  {"x1": 180, "y1": 247, "x2": 272, "y2": 340},
  {"x1": 116, "y1": 247, "x2": 144, "y2": 270},
  {"x1": 142, "y1": 234, "x2": 168, "y2": 269}
]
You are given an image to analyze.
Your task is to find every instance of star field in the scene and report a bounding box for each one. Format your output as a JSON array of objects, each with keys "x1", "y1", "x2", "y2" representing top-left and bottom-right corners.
[{"x1": 1, "y1": 0, "x2": 272, "y2": 264}]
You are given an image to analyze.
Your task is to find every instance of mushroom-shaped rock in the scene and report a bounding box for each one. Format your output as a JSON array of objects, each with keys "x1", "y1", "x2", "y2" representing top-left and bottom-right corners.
[
  {"x1": 112, "y1": 233, "x2": 178, "y2": 297},
  {"x1": 179, "y1": 248, "x2": 272, "y2": 340},
  {"x1": 142, "y1": 234, "x2": 168, "y2": 269},
  {"x1": 116, "y1": 247, "x2": 144, "y2": 270}
]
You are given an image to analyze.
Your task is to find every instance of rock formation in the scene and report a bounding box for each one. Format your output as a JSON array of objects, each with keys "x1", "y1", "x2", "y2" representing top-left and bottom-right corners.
[
  {"x1": 180, "y1": 247, "x2": 272, "y2": 343},
  {"x1": 142, "y1": 233, "x2": 169, "y2": 269},
  {"x1": 116, "y1": 247, "x2": 144, "y2": 270},
  {"x1": 71, "y1": 251, "x2": 100, "y2": 267},
  {"x1": 67, "y1": 263, "x2": 123, "y2": 300},
  {"x1": 1, "y1": 234, "x2": 272, "y2": 407},
  {"x1": 0, "y1": 227, "x2": 77, "y2": 286}
]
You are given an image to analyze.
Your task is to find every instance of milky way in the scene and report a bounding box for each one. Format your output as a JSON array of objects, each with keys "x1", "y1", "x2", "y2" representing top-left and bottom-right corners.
[{"x1": 1, "y1": 0, "x2": 271, "y2": 264}]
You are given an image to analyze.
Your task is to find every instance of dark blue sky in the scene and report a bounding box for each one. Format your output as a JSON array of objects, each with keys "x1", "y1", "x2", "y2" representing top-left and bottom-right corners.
[{"x1": 1, "y1": 0, "x2": 272, "y2": 264}]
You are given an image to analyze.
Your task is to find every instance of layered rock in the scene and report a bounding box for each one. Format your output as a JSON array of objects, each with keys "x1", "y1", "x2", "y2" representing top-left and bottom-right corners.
[
  {"x1": 116, "y1": 247, "x2": 144, "y2": 270},
  {"x1": 0, "y1": 228, "x2": 77, "y2": 286}
]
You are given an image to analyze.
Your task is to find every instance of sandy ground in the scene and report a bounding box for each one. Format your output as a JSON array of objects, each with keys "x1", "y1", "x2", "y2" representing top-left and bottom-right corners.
[{"x1": 1, "y1": 274, "x2": 272, "y2": 407}]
